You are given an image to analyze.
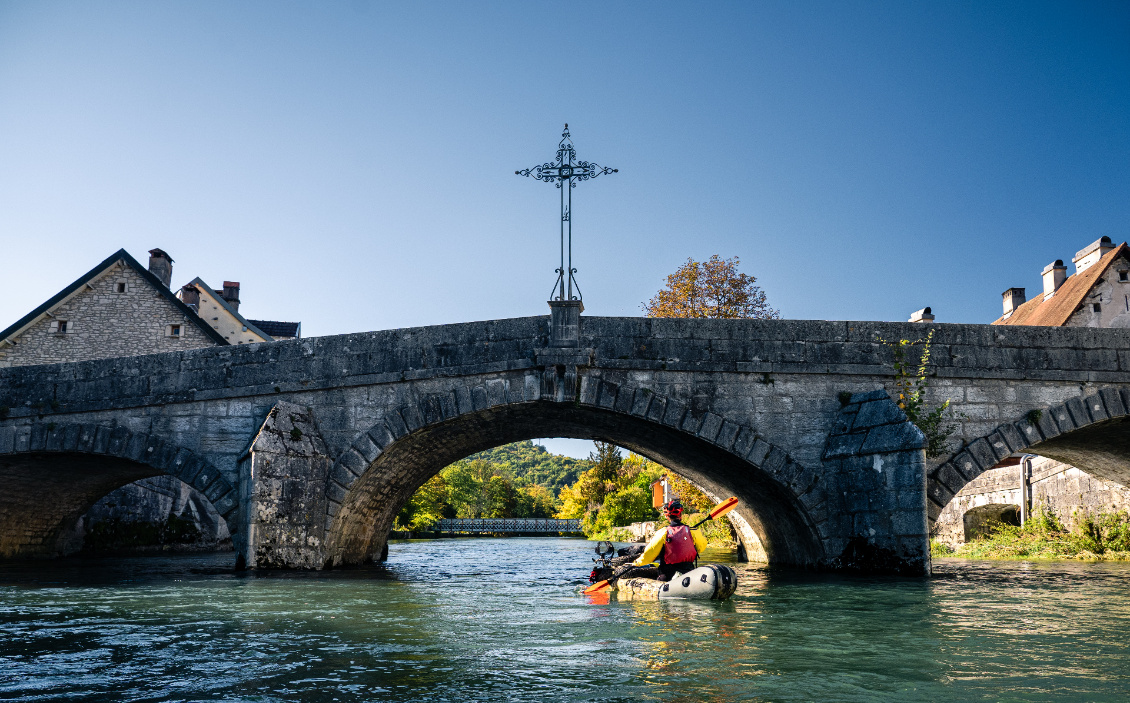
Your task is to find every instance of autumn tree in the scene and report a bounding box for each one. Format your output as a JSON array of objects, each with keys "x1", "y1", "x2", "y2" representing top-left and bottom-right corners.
[{"x1": 643, "y1": 255, "x2": 779, "y2": 319}]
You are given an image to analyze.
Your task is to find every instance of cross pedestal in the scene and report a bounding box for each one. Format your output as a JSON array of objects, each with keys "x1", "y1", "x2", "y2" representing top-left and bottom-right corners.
[{"x1": 548, "y1": 299, "x2": 584, "y2": 348}]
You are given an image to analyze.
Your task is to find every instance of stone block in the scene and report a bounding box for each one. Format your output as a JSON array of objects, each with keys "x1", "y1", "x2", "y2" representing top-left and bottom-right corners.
[
  {"x1": 1065, "y1": 396, "x2": 1090, "y2": 428},
  {"x1": 849, "y1": 389, "x2": 889, "y2": 404},
  {"x1": 630, "y1": 389, "x2": 652, "y2": 417},
  {"x1": 994, "y1": 422, "x2": 1027, "y2": 454},
  {"x1": 853, "y1": 398, "x2": 904, "y2": 429},
  {"x1": 1051, "y1": 403, "x2": 1076, "y2": 433},
  {"x1": 823, "y1": 433, "x2": 864, "y2": 459},
  {"x1": 697, "y1": 413, "x2": 723, "y2": 442},
  {"x1": 337, "y1": 449, "x2": 367, "y2": 479},
  {"x1": 680, "y1": 412, "x2": 702, "y2": 435},
  {"x1": 1101, "y1": 388, "x2": 1127, "y2": 418},
  {"x1": 1034, "y1": 407, "x2": 1062, "y2": 441},
  {"x1": 351, "y1": 434, "x2": 382, "y2": 464},
  {"x1": 747, "y1": 438, "x2": 771, "y2": 466},
  {"x1": 967, "y1": 437, "x2": 1000, "y2": 469},
  {"x1": 597, "y1": 380, "x2": 619, "y2": 409},
  {"x1": 891, "y1": 510, "x2": 926, "y2": 536},
  {"x1": 386, "y1": 411, "x2": 409, "y2": 439},
  {"x1": 326, "y1": 480, "x2": 348, "y2": 504},
  {"x1": 950, "y1": 451, "x2": 982, "y2": 481},
  {"x1": 471, "y1": 385, "x2": 489, "y2": 412},
  {"x1": 732, "y1": 427, "x2": 757, "y2": 458},
  {"x1": 0, "y1": 426, "x2": 14, "y2": 454},
  {"x1": 578, "y1": 376, "x2": 599, "y2": 406},
  {"x1": 715, "y1": 420, "x2": 740, "y2": 450},
  {"x1": 934, "y1": 462, "x2": 965, "y2": 495},
  {"x1": 663, "y1": 398, "x2": 686, "y2": 428},
  {"x1": 860, "y1": 423, "x2": 924, "y2": 454},
  {"x1": 1084, "y1": 393, "x2": 1109, "y2": 424},
  {"x1": 646, "y1": 395, "x2": 667, "y2": 424},
  {"x1": 762, "y1": 447, "x2": 787, "y2": 475},
  {"x1": 204, "y1": 478, "x2": 231, "y2": 503}
]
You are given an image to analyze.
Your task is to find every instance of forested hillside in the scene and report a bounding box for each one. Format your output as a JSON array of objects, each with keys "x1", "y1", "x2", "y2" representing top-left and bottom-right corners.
[{"x1": 464, "y1": 441, "x2": 589, "y2": 493}]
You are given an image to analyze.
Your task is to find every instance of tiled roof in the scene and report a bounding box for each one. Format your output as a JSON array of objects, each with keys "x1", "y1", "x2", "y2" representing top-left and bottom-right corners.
[
  {"x1": 248, "y1": 320, "x2": 301, "y2": 338},
  {"x1": 0, "y1": 249, "x2": 229, "y2": 346},
  {"x1": 993, "y1": 243, "x2": 1130, "y2": 327}
]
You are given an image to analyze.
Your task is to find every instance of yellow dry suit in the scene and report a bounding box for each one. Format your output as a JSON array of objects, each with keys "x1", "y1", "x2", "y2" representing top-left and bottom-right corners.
[{"x1": 632, "y1": 522, "x2": 708, "y2": 567}]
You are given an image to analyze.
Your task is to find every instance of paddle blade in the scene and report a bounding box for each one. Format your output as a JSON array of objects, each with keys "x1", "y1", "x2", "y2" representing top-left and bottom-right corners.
[
  {"x1": 710, "y1": 497, "x2": 739, "y2": 519},
  {"x1": 583, "y1": 579, "x2": 612, "y2": 595}
]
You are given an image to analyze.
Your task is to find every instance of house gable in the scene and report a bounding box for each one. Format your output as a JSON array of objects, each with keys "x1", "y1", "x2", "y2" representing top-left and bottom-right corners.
[
  {"x1": 0, "y1": 249, "x2": 228, "y2": 368},
  {"x1": 183, "y1": 277, "x2": 274, "y2": 345}
]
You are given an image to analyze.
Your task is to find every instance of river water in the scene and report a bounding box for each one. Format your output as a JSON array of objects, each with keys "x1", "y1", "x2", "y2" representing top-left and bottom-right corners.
[{"x1": 2, "y1": 538, "x2": 1129, "y2": 702}]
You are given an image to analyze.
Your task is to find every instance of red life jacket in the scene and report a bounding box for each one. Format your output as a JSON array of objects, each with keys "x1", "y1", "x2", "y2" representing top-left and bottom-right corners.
[{"x1": 662, "y1": 524, "x2": 698, "y2": 563}]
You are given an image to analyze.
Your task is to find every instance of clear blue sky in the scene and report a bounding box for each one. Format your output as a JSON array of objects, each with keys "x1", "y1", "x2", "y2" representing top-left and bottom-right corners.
[{"x1": 2, "y1": 2, "x2": 1128, "y2": 457}]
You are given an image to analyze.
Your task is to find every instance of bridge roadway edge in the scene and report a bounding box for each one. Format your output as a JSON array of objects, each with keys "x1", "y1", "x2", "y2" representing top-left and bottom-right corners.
[{"x1": 1, "y1": 315, "x2": 1128, "y2": 574}]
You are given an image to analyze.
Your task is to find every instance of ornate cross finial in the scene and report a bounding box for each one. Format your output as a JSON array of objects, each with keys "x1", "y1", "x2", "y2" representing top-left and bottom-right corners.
[{"x1": 516, "y1": 124, "x2": 617, "y2": 302}]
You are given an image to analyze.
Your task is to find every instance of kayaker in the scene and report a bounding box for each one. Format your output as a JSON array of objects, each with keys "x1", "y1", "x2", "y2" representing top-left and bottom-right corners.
[{"x1": 631, "y1": 498, "x2": 707, "y2": 581}]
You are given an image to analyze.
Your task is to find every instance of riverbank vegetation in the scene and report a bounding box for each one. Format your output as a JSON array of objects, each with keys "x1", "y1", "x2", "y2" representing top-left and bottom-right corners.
[{"x1": 932, "y1": 509, "x2": 1130, "y2": 561}]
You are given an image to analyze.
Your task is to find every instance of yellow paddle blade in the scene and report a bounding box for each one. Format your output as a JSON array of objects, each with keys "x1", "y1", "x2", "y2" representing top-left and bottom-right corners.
[
  {"x1": 710, "y1": 497, "x2": 739, "y2": 519},
  {"x1": 583, "y1": 579, "x2": 612, "y2": 595}
]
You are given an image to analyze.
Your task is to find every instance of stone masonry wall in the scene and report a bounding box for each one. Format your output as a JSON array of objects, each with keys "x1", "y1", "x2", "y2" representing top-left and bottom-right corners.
[
  {"x1": 0, "y1": 262, "x2": 214, "y2": 368},
  {"x1": 933, "y1": 457, "x2": 1130, "y2": 547}
]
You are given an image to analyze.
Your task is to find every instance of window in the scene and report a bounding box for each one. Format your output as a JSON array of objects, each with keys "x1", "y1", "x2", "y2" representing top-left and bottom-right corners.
[
  {"x1": 1093, "y1": 303, "x2": 1102, "y2": 313},
  {"x1": 115, "y1": 282, "x2": 127, "y2": 293},
  {"x1": 165, "y1": 324, "x2": 182, "y2": 338},
  {"x1": 48, "y1": 320, "x2": 68, "y2": 334},
  {"x1": 1120, "y1": 271, "x2": 1128, "y2": 282}
]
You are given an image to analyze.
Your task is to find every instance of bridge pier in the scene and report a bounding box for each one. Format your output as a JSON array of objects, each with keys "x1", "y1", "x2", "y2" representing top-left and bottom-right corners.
[{"x1": 236, "y1": 402, "x2": 331, "y2": 569}]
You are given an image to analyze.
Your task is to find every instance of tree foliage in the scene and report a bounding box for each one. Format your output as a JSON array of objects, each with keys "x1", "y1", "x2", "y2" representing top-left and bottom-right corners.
[
  {"x1": 879, "y1": 329, "x2": 959, "y2": 458},
  {"x1": 643, "y1": 255, "x2": 779, "y2": 320}
]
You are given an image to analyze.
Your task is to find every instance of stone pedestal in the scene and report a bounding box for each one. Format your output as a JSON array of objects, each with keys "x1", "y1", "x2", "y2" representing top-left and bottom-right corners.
[{"x1": 548, "y1": 300, "x2": 583, "y2": 348}]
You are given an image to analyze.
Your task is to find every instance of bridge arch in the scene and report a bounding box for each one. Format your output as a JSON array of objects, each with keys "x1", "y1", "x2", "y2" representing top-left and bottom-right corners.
[
  {"x1": 0, "y1": 422, "x2": 237, "y2": 559},
  {"x1": 927, "y1": 387, "x2": 1130, "y2": 525},
  {"x1": 322, "y1": 375, "x2": 830, "y2": 569}
]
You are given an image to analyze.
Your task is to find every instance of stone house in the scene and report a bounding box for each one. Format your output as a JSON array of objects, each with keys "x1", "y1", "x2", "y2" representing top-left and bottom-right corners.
[
  {"x1": 0, "y1": 249, "x2": 226, "y2": 368},
  {"x1": 933, "y1": 236, "x2": 1130, "y2": 545}
]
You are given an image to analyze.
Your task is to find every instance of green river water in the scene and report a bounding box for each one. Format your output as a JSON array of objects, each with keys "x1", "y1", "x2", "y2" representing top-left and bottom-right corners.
[{"x1": 1, "y1": 537, "x2": 1129, "y2": 702}]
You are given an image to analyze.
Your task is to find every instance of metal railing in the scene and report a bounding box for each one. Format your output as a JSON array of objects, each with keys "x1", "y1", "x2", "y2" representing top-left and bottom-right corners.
[{"x1": 432, "y1": 518, "x2": 583, "y2": 534}]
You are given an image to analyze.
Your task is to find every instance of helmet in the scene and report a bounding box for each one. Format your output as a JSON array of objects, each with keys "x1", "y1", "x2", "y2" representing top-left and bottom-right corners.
[{"x1": 664, "y1": 499, "x2": 684, "y2": 517}]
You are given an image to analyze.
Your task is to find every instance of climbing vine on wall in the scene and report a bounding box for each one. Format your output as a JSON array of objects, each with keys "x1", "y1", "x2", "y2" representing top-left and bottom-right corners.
[{"x1": 879, "y1": 329, "x2": 959, "y2": 458}]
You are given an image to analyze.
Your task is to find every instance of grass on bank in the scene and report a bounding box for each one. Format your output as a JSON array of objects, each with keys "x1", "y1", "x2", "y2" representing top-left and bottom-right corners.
[{"x1": 932, "y1": 509, "x2": 1130, "y2": 561}]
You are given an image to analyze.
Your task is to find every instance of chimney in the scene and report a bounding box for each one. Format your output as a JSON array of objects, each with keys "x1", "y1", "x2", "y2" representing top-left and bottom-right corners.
[
  {"x1": 178, "y1": 284, "x2": 200, "y2": 311},
  {"x1": 908, "y1": 306, "x2": 934, "y2": 323},
  {"x1": 221, "y1": 281, "x2": 240, "y2": 311},
  {"x1": 1072, "y1": 236, "x2": 1115, "y2": 274},
  {"x1": 1002, "y1": 287, "x2": 1026, "y2": 317},
  {"x1": 1042, "y1": 260, "x2": 1067, "y2": 300},
  {"x1": 147, "y1": 248, "x2": 174, "y2": 288}
]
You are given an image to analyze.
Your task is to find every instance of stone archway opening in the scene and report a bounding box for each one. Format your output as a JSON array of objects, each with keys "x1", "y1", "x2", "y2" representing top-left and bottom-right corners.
[
  {"x1": 325, "y1": 401, "x2": 824, "y2": 570},
  {"x1": 0, "y1": 452, "x2": 234, "y2": 560},
  {"x1": 962, "y1": 503, "x2": 1020, "y2": 543}
]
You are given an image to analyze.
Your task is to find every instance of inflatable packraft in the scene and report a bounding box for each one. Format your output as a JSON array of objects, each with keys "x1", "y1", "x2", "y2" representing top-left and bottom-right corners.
[{"x1": 589, "y1": 542, "x2": 738, "y2": 601}]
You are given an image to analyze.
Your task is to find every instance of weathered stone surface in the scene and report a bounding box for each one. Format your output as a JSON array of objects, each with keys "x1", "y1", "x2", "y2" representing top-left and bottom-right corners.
[{"x1": 2, "y1": 315, "x2": 1130, "y2": 575}]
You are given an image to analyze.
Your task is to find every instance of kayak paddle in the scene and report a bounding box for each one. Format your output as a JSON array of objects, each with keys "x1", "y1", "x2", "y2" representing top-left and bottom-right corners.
[{"x1": 582, "y1": 497, "x2": 740, "y2": 596}]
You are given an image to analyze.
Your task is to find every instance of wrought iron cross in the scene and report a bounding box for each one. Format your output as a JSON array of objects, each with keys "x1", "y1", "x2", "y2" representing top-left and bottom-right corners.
[{"x1": 516, "y1": 124, "x2": 617, "y2": 302}]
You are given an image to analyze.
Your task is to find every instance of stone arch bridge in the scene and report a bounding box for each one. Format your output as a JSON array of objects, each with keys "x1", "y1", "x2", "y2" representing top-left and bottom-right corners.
[{"x1": 2, "y1": 308, "x2": 1129, "y2": 576}]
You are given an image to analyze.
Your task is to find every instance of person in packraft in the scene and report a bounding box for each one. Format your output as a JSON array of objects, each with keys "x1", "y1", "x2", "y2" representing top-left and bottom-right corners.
[{"x1": 631, "y1": 498, "x2": 707, "y2": 582}]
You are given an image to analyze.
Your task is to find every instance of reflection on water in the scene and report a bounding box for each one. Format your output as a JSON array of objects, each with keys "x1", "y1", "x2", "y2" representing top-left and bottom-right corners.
[{"x1": 1, "y1": 539, "x2": 1129, "y2": 701}]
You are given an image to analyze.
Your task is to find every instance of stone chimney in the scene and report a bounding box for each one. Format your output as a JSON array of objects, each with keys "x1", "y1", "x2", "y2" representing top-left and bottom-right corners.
[
  {"x1": 1073, "y1": 236, "x2": 1115, "y2": 274},
  {"x1": 1002, "y1": 287, "x2": 1026, "y2": 317},
  {"x1": 908, "y1": 307, "x2": 934, "y2": 323},
  {"x1": 147, "y1": 248, "x2": 174, "y2": 288},
  {"x1": 1042, "y1": 260, "x2": 1067, "y2": 300},
  {"x1": 221, "y1": 281, "x2": 240, "y2": 312},
  {"x1": 178, "y1": 283, "x2": 200, "y2": 311}
]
